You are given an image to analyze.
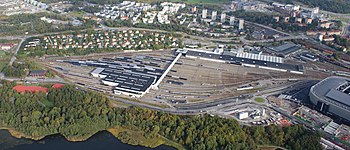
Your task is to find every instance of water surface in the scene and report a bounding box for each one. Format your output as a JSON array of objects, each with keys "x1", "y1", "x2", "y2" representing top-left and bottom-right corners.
[{"x1": 0, "y1": 130, "x2": 174, "y2": 150}]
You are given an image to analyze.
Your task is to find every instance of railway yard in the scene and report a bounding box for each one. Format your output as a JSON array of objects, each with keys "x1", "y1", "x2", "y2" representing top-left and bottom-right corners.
[
  {"x1": 38, "y1": 49, "x2": 329, "y2": 127},
  {"x1": 2, "y1": 0, "x2": 350, "y2": 149},
  {"x1": 16, "y1": 45, "x2": 350, "y2": 148}
]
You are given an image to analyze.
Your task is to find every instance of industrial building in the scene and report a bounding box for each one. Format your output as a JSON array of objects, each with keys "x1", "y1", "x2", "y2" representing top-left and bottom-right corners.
[
  {"x1": 175, "y1": 48, "x2": 304, "y2": 74},
  {"x1": 66, "y1": 54, "x2": 181, "y2": 98},
  {"x1": 28, "y1": 70, "x2": 47, "y2": 77},
  {"x1": 300, "y1": 52, "x2": 318, "y2": 62},
  {"x1": 309, "y1": 76, "x2": 350, "y2": 121},
  {"x1": 267, "y1": 43, "x2": 302, "y2": 57}
]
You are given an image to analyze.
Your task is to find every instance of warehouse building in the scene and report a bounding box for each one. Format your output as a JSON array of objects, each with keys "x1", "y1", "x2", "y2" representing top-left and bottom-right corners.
[
  {"x1": 267, "y1": 43, "x2": 302, "y2": 57},
  {"x1": 176, "y1": 48, "x2": 304, "y2": 74},
  {"x1": 309, "y1": 76, "x2": 350, "y2": 121}
]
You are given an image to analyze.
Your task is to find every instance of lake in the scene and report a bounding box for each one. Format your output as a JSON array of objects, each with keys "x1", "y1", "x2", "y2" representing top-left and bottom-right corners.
[{"x1": 0, "y1": 130, "x2": 175, "y2": 150}]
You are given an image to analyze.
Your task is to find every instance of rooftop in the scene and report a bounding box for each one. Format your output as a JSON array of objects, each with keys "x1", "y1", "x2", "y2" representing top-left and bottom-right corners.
[
  {"x1": 313, "y1": 76, "x2": 350, "y2": 107},
  {"x1": 268, "y1": 43, "x2": 301, "y2": 56},
  {"x1": 101, "y1": 68, "x2": 156, "y2": 92},
  {"x1": 180, "y1": 49, "x2": 303, "y2": 72},
  {"x1": 67, "y1": 55, "x2": 171, "y2": 95}
]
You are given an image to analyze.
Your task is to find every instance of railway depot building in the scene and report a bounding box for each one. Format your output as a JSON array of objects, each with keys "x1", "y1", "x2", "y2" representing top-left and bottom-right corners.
[
  {"x1": 175, "y1": 48, "x2": 304, "y2": 74},
  {"x1": 66, "y1": 55, "x2": 179, "y2": 98}
]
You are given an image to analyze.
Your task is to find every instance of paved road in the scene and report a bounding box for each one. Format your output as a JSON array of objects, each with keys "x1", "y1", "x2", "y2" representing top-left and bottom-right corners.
[
  {"x1": 9, "y1": 38, "x2": 26, "y2": 66},
  {"x1": 1, "y1": 76, "x2": 67, "y2": 84},
  {"x1": 107, "y1": 96, "x2": 203, "y2": 115}
]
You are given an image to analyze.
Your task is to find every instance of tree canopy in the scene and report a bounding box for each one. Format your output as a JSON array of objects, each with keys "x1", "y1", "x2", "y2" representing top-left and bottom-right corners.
[{"x1": 0, "y1": 81, "x2": 322, "y2": 149}]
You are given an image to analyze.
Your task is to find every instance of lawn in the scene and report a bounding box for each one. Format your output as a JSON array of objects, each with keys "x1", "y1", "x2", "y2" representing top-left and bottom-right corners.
[
  {"x1": 68, "y1": 11, "x2": 85, "y2": 18},
  {"x1": 40, "y1": 99, "x2": 54, "y2": 107},
  {"x1": 255, "y1": 97, "x2": 265, "y2": 103}
]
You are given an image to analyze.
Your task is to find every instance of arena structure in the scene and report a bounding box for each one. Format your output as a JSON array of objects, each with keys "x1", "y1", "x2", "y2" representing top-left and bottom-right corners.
[{"x1": 309, "y1": 76, "x2": 350, "y2": 120}]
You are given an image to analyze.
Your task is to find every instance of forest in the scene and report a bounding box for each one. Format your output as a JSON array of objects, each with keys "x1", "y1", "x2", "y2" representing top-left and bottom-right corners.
[
  {"x1": 0, "y1": 61, "x2": 56, "y2": 78},
  {"x1": 0, "y1": 81, "x2": 322, "y2": 150},
  {"x1": 1, "y1": 61, "x2": 39, "y2": 78},
  {"x1": 0, "y1": 13, "x2": 96, "y2": 36}
]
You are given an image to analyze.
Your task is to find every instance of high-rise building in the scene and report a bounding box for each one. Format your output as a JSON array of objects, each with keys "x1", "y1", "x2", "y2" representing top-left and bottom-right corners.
[
  {"x1": 229, "y1": 16, "x2": 235, "y2": 26},
  {"x1": 220, "y1": 13, "x2": 226, "y2": 23},
  {"x1": 313, "y1": 7, "x2": 319, "y2": 14},
  {"x1": 191, "y1": 6, "x2": 197, "y2": 13},
  {"x1": 202, "y1": 9, "x2": 207, "y2": 19},
  {"x1": 212, "y1": 11, "x2": 217, "y2": 21},
  {"x1": 238, "y1": 19, "x2": 244, "y2": 30}
]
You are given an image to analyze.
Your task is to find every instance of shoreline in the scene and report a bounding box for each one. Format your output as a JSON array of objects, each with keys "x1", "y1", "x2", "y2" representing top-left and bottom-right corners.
[{"x1": 0, "y1": 126, "x2": 183, "y2": 150}]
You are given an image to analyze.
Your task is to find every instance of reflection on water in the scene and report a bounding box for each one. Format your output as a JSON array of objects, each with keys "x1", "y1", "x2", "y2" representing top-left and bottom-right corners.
[
  {"x1": 0, "y1": 130, "x2": 174, "y2": 150},
  {"x1": 0, "y1": 130, "x2": 33, "y2": 150}
]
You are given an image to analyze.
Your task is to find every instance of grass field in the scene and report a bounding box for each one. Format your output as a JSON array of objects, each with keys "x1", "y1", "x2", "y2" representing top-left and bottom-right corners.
[
  {"x1": 40, "y1": 99, "x2": 54, "y2": 107},
  {"x1": 255, "y1": 97, "x2": 265, "y2": 103},
  {"x1": 68, "y1": 11, "x2": 85, "y2": 18}
]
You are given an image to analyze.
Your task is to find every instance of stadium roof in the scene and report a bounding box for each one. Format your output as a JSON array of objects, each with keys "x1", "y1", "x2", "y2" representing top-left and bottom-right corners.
[{"x1": 313, "y1": 76, "x2": 350, "y2": 107}]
